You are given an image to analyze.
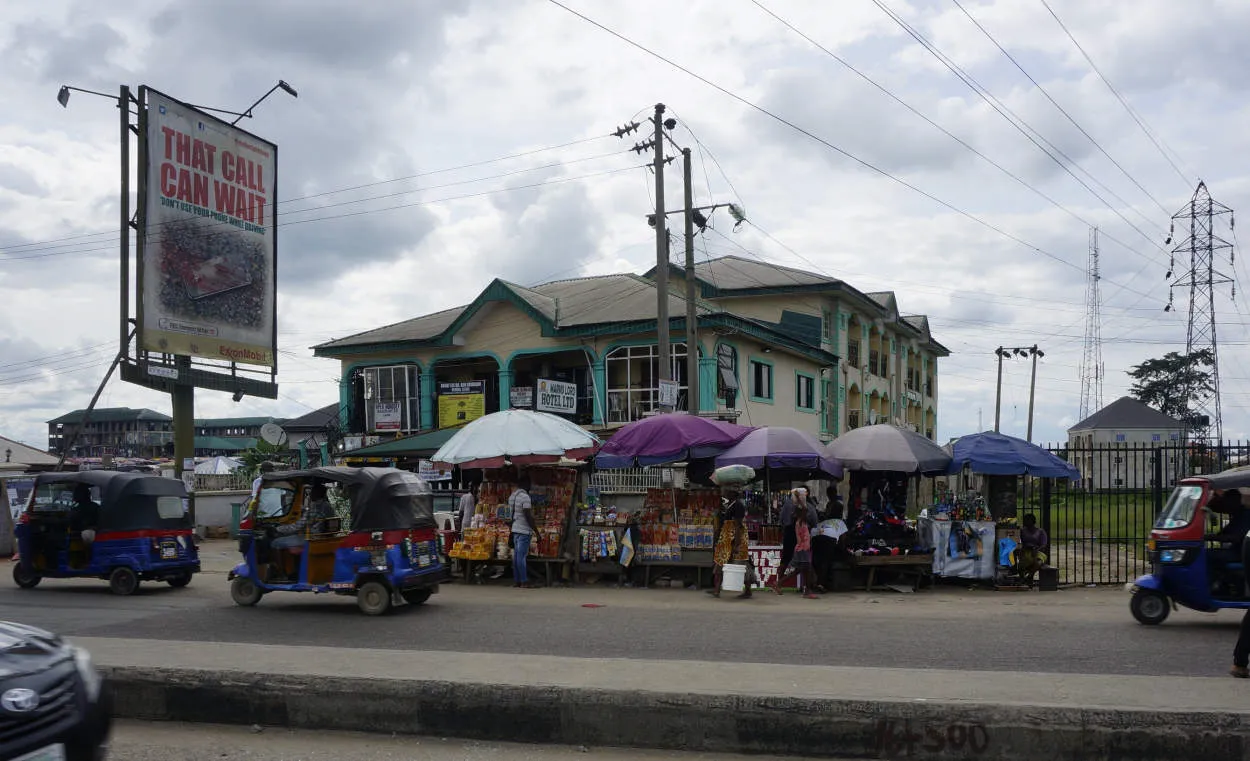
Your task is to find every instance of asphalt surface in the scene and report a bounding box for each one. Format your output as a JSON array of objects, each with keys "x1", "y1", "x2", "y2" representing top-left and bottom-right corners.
[
  {"x1": 0, "y1": 564, "x2": 1243, "y2": 678},
  {"x1": 112, "y1": 721, "x2": 827, "y2": 760}
]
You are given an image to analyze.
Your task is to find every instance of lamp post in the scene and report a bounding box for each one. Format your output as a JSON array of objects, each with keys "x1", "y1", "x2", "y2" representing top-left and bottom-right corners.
[{"x1": 993, "y1": 345, "x2": 1044, "y2": 440}]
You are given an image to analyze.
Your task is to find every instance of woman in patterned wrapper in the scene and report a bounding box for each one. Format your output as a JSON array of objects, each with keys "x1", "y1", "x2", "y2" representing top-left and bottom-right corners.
[{"x1": 709, "y1": 486, "x2": 753, "y2": 599}]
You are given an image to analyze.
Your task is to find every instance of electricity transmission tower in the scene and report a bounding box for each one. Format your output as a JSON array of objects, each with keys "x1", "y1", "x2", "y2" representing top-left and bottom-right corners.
[
  {"x1": 1166, "y1": 181, "x2": 1235, "y2": 442},
  {"x1": 1078, "y1": 227, "x2": 1104, "y2": 422}
]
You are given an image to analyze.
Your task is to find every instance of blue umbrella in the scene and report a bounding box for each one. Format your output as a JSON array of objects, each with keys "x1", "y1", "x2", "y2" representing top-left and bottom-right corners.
[{"x1": 946, "y1": 431, "x2": 1079, "y2": 479}]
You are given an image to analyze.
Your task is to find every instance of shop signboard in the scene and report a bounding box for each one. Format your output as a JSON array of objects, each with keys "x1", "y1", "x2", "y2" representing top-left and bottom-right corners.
[
  {"x1": 510, "y1": 386, "x2": 533, "y2": 409},
  {"x1": 438, "y1": 381, "x2": 486, "y2": 428},
  {"x1": 536, "y1": 378, "x2": 577, "y2": 414},
  {"x1": 373, "y1": 401, "x2": 402, "y2": 431},
  {"x1": 141, "y1": 89, "x2": 278, "y2": 367}
]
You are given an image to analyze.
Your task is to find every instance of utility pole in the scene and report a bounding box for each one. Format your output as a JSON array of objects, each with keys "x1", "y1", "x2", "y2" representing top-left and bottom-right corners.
[
  {"x1": 1026, "y1": 344, "x2": 1040, "y2": 443},
  {"x1": 652, "y1": 104, "x2": 671, "y2": 405},
  {"x1": 683, "y1": 147, "x2": 699, "y2": 414},
  {"x1": 994, "y1": 348, "x2": 1004, "y2": 433}
]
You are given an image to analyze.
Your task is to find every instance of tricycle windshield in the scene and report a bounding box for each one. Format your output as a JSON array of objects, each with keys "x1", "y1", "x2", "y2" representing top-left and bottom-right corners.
[{"x1": 1155, "y1": 484, "x2": 1205, "y2": 529}]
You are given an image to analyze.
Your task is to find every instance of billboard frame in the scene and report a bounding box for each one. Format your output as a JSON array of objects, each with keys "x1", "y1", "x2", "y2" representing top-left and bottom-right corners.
[{"x1": 123, "y1": 85, "x2": 278, "y2": 399}]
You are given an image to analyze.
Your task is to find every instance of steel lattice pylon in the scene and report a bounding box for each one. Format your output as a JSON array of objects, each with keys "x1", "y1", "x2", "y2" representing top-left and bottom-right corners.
[
  {"x1": 1166, "y1": 181, "x2": 1234, "y2": 442},
  {"x1": 1078, "y1": 227, "x2": 1104, "y2": 422}
]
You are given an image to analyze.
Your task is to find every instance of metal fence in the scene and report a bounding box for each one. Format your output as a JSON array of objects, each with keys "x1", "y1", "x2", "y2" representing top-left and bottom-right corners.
[{"x1": 1016, "y1": 441, "x2": 1250, "y2": 585}]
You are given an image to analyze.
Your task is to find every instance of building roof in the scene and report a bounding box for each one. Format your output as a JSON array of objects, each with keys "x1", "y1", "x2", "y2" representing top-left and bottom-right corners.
[
  {"x1": 342, "y1": 427, "x2": 464, "y2": 458},
  {"x1": 1068, "y1": 396, "x2": 1185, "y2": 432},
  {"x1": 312, "y1": 305, "x2": 468, "y2": 353},
  {"x1": 684, "y1": 255, "x2": 838, "y2": 291},
  {"x1": 194, "y1": 416, "x2": 283, "y2": 428},
  {"x1": 281, "y1": 404, "x2": 340, "y2": 432},
  {"x1": 48, "y1": 407, "x2": 172, "y2": 425},
  {"x1": 0, "y1": 435, "x2": 58, "y2": 466},
  {"x1": 194, "y1": 436, "x2": 257, "y2": 452}
]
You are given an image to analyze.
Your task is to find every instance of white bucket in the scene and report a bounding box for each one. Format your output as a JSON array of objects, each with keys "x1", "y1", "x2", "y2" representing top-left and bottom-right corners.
[{"x1": 721, "y1": 563, "x2": 747, "y2": 592}]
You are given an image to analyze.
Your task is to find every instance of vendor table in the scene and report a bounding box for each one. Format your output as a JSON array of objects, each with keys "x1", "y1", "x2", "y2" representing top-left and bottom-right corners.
[
  {"x1": 640, "y1": 561, "x2": 712, "y2": 589},
  {"x1": 851, "y1": 553, "x2": 934, "y2": 592},
  {"x1": 462, "y1": 557, "x2": 569, "y2": 587},
  {"x1": 918, "y1": 518, "x2": 997, "y2": 580}
]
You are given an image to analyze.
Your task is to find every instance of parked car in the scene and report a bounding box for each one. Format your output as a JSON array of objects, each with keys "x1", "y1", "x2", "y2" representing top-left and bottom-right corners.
[{"x1": 0, "y1": 621, "x2": 111, "y2": 761}]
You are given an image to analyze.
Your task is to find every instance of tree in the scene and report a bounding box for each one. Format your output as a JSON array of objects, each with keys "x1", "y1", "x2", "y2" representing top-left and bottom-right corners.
[
  {"x1": 238, "y1": 440, "x2": 288, "y2": 478},
  {"x1": 1126, "y1": 349, "x2": 1215, "y2": 429}
]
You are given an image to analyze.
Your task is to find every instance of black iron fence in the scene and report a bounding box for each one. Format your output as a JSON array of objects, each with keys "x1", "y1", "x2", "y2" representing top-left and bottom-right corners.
[{"x1": 1013, "y1": 441, "x2": 1250, "y2": 585}]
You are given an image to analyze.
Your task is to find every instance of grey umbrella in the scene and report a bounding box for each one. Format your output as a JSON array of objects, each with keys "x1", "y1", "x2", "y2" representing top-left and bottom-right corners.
[{"x1": 826, "y1": 424, "x2": 952, "y2": 475}]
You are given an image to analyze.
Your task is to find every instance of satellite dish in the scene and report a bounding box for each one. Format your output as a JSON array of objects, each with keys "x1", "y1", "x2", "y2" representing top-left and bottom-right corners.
[{"x1": 260, "y1": 423, "x2": 288, "y2": 447}]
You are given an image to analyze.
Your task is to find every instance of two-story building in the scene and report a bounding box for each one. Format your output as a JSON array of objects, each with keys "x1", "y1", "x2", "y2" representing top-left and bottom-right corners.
[{"x1": 311, "y1": 255, "x2": 948, "y2": 447}]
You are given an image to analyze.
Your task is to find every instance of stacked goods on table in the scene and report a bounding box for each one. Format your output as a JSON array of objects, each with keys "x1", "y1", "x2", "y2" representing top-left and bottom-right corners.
[
  {"x1": 634, "y1": 488, "x2": 721, "y2": 561},
  {"x1": 530, "y1": 468, "x2": 576, "y2": 558},
  {"x1": 579, "y1": 528, "x2": 619, "y2": 561},
  {"x1": 846, "y1": 505, "x2": 925, "y2": 558},
  {"x1": 677, "y1": 489, "x2": 717, "y2": 550},
  {"x1": 449, "y1": 527, "x2": 493, "y2": 561}
]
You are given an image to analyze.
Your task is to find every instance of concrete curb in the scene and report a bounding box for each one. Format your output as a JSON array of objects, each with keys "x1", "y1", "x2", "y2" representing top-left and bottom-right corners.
[{"x1": 103, "y1": 666, "x2": 1250, "y2": 760}]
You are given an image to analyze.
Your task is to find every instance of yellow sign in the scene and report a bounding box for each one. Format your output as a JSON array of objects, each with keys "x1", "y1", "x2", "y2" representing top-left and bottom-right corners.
[{"x1": 438, "y1": 381, "x2": 486, "y2": 428}]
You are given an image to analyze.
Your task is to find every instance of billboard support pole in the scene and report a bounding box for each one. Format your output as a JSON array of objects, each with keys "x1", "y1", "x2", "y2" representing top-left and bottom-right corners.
[
  {"x1": 173, "y1": 356, "x2": 196, "y2": 526},
  {"x1": 119, "y1": 84, "x2": 130, "y2": 358}
]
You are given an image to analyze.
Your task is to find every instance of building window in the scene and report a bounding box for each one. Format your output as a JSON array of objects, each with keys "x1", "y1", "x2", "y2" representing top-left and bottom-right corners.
[
  {"x1": 868, "y1": 349, "x2": 880, "y2": 377},
  {"x1": 606, "y1": 343, "x2": 689, "y2": 423},
  {"x1": 796, "y1": 373, "x2": 815, "y2": 411},
  {"x1": 822, "y1": 309, "x2": 833, "y2": 341},
  {"x1": 749, "y1": 359, "x2": 773, "y2": 402},
  {"x1": 716, "y1": 344, "x2": 739, "y2": 405},
  {"x1": 361, "y1": 365, "x2": 421, "y2": 433},
  {"x1": 848, "y1": 340, "x2": 860, "y2": 369},
  {"x1": 848, "y1": 410, "x2": 861, "y2": 430}
]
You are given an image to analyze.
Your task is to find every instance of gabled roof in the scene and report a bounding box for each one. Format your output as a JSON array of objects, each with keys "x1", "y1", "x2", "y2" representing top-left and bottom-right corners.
[
  {"x1": 868, "y1": 291, "x2": 899, "y2": 315},
  {"x1": 281, "y1": 404, "x2": 340, "y2": 432},
  {"x1": 48, "y1": 407, "x2": 172, "y2": 425},
  {"x1": 680, "y1": 255, "x2": 839, "y2": 291},
  {"x1": 314, "y1": 305, "x2": 467, "y2": 352},
  {"x1": 0, "y1": 435, "x2": 57, "y2": 466},
  {"x1": 1068, "y1": 396, "x2": 1185, "y2": 432},
  {"x1": 902, "y1": 315, "x2": 952, "y2": 357}
]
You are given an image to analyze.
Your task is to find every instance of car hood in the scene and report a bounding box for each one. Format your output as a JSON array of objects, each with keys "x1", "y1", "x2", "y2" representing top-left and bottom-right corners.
[{"x1": 0, "y1": 621, "x2": 72, "y2": 678}]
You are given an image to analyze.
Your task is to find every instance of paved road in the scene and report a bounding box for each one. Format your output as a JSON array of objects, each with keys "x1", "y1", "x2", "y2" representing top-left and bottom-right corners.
[
  {"x1": 112, "y1": 721, "x2": 826, "y2": 760},
  {"x1": 0, "y1": 566, "x2": 1242, "y2": 677}
]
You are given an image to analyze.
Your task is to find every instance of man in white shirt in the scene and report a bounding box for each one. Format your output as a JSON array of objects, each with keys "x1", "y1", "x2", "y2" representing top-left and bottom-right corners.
[
  {"x1": 458, "y1": 484, "x2": 478, "y2": 531},
  {"x1": 250, "y1": 462, "x2": 284, "y2": 518},
  {"x1": 510, "y1": 475, "x2": 537, "y2": 589}
]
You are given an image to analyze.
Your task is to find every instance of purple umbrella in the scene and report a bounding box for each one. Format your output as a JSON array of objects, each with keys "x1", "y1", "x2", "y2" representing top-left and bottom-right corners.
[
  {"x1": 714, "y1": 426, "x2": 844, "y2": 480},
  {"x1": 594, "y1": 413, "x2": 754, "y2": 468}
]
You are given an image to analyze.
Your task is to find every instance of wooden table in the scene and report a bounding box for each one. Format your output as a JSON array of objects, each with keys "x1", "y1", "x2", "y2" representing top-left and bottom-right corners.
[
  {"x1": 850, "y1": 553, "x2": 934, "y2": 592},
  {"x1": 462, "y1": 556, "x2": 570, "y2": 587},
  {"x1": 641, "y1": 560, "x2": 714, "y2": 589}
]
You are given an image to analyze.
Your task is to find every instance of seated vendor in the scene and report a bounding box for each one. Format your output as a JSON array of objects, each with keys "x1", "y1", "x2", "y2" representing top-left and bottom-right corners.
[{"x1": 1017, "y1": 513, "x2": 1049, "y2": 585}]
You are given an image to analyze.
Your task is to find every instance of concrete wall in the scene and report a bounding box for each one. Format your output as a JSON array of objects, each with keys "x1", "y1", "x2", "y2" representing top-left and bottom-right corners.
[{"x1": 192, "y1": 490, "x2": 250, "y2": 530}]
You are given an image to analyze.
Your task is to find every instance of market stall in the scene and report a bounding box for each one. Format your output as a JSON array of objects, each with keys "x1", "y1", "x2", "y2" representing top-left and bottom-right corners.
[
  {"x1": 713, "y1": 426, "x2": 844, "y2": 591},
  {"x1": 827, "y1": 424, "x2": 950, "y2": 590},
  {"x1": 432, "y1": 409, "x2": 601, "y2": 586},
  {"x1": 591, "y1": 413, "x2": 752, "y2": 587}
]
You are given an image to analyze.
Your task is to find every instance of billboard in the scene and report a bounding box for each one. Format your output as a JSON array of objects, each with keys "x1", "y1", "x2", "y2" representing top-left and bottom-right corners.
[
  {"x1": 536, "y1": 378, "x2": 577, "y2": 414},
  {"x1": 141, "y1": 89, "x2": 277, "y2": 367},
  {"x1": 438, "y1": 381, "x2": 486, "y2": 428}
]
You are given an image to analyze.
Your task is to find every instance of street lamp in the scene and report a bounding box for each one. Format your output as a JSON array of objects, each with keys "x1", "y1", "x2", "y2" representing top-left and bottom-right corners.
[{"x1": 232, "y1": 80, "x2": 298, "y2": 125}]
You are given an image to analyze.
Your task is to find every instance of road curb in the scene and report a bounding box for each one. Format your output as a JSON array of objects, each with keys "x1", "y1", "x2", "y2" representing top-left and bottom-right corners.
[{"x1": 102, "y1": 666, "x2": 1250, "y2": 760}]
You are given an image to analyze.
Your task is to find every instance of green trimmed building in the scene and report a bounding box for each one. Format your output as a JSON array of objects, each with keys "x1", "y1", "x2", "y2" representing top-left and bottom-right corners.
[{"x1": 312, "y1": 255, "x2": 948, "y2": 451}]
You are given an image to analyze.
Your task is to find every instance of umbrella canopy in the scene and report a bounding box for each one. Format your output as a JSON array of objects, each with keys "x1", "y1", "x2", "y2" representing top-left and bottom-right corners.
[
  {"x1": 594, "y1": 413, "x2": 754, "y2": 468},
  {"x1": 430, "y1": 409, "x2": 601, "y2": 470},
  {"x1": 714, "y1": 426, "x2": 843, "y2": 480},
  {"x1": 827, "y1": 424, "x2": 951, "y2": 475},
  {"x1": 194, "y1": 455, "x2": 242, "y2": 475},
  {"x1": 946, "y1": 431, "x2": 1079, "y2": 478}
]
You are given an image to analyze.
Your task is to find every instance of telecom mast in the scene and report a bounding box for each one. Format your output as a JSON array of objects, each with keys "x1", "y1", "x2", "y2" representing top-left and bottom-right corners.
[{"x1": 1078, "y1": 227, "x2": 1104, "y2": 422}]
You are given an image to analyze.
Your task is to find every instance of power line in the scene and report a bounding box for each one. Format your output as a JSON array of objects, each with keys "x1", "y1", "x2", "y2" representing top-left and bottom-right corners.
[
  {"x1": 544, "y1": 0, "x2": 1108, "y2": 279},
  {"x1": 950, "y1": 0, "x2": 1173, "y2": 216},
  {"x1": 1038, "y1": 0, "x2": 1194, "y2": 185}
]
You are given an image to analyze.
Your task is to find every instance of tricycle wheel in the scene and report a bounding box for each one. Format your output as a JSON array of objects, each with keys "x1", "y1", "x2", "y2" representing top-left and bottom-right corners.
[
  {"x1": 1131, "y1": 589, "x2": 1170, "y2": 625},
  {"x1": 167, "y1": 572, "x2": 193, "y2": 588},
  {"x1": 231, "y1": 576, "x2": 263, "y2": 607},
  {"x1": 357, "y1": 581, "x2": 392, "y2": 616},
  {"x1": 12, "y1": 563, "x2": 41, "y2": 589},
  {"x1": 402, "y1": 588, "x2": 432, "y2": 606},
  {"x1": 108, "y1": 567, "x2": 139, "y2": 596}
]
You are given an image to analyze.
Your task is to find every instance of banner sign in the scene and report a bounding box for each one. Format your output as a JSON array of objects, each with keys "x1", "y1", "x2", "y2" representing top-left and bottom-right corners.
[
  {"x1": 438, "y1": 381, "x2": 486, "y2": 428},
  {"x1": 536, "y1": 378, "x2": 577, "y2": 414},
  {"x1": 141, "y1": 89, "x2": 277, "y2": 367},
  {"x1": 373, "y1": 401, "x2": 402, "y2": 431},
  {"x1": 658, "y1": 379, "x2": 680, "y2": 408},
  {"x1": 509, "y1": 386, "x2": 533, "y2": 409}
]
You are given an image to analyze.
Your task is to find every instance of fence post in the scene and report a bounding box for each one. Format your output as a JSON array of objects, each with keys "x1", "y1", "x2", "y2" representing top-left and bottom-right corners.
[
  {"x1": 1041, "y1": 477, "x2": 1052, "y2": 539},
  {"x1": 1153, "y1": 447, "x2": 1164, "y2": 516}
]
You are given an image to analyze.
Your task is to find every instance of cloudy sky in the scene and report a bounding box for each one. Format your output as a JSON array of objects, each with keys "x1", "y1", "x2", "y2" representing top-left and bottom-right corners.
[{"x1": 2, "y1": 0, "x2": 1248, "y2": 450}]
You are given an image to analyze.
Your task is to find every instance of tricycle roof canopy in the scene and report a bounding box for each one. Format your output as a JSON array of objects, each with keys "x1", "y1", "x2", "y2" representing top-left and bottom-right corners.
[
  {"x1": 946, "y1": 431, "x2": 1079, "y2": 479},
  {"x1": 29, "y1": 470, "x2": 190, "y2": 532},
  {"x1": 1190, "y1": 466, "x2": 1250, "y2": 491},
  {"x1": 262, "y1": 466, "x2": 436, "y2": 532}
]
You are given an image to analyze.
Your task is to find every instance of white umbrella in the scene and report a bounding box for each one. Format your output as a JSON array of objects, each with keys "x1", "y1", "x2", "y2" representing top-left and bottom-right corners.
[
  {"x1": 430, "y1": 409, "x2": 601, "y2": 469},
  {"x1": 826, "y1": 424, "x2": 951, "y2": 475},
  {"x1": 194, "y1": 456, "x2": 242, "y2": 475}
]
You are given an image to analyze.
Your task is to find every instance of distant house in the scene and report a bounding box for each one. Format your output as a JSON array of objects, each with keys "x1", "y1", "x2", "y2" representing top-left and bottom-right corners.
[
  {"x1": 280, "y1": 404, "x2": 339, "y2": 465},
  {"x1": 1067, "y1": 396, "x2": 1186, "y2": 490},
  {"x1": 0, "y1": 434, "x2": 58, "y2": 470}
]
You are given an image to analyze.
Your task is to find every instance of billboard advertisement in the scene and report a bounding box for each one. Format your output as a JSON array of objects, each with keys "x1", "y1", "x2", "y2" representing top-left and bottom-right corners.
[
  {"x1": 536, "y1": 378, "x2": 577, "y2": 414},
  {"x1": 437, "y1": 381, "x2": 486, "y2": 428},
  {"x1": 141, "y1": 89, "x2": 277, "y2": 367}
]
